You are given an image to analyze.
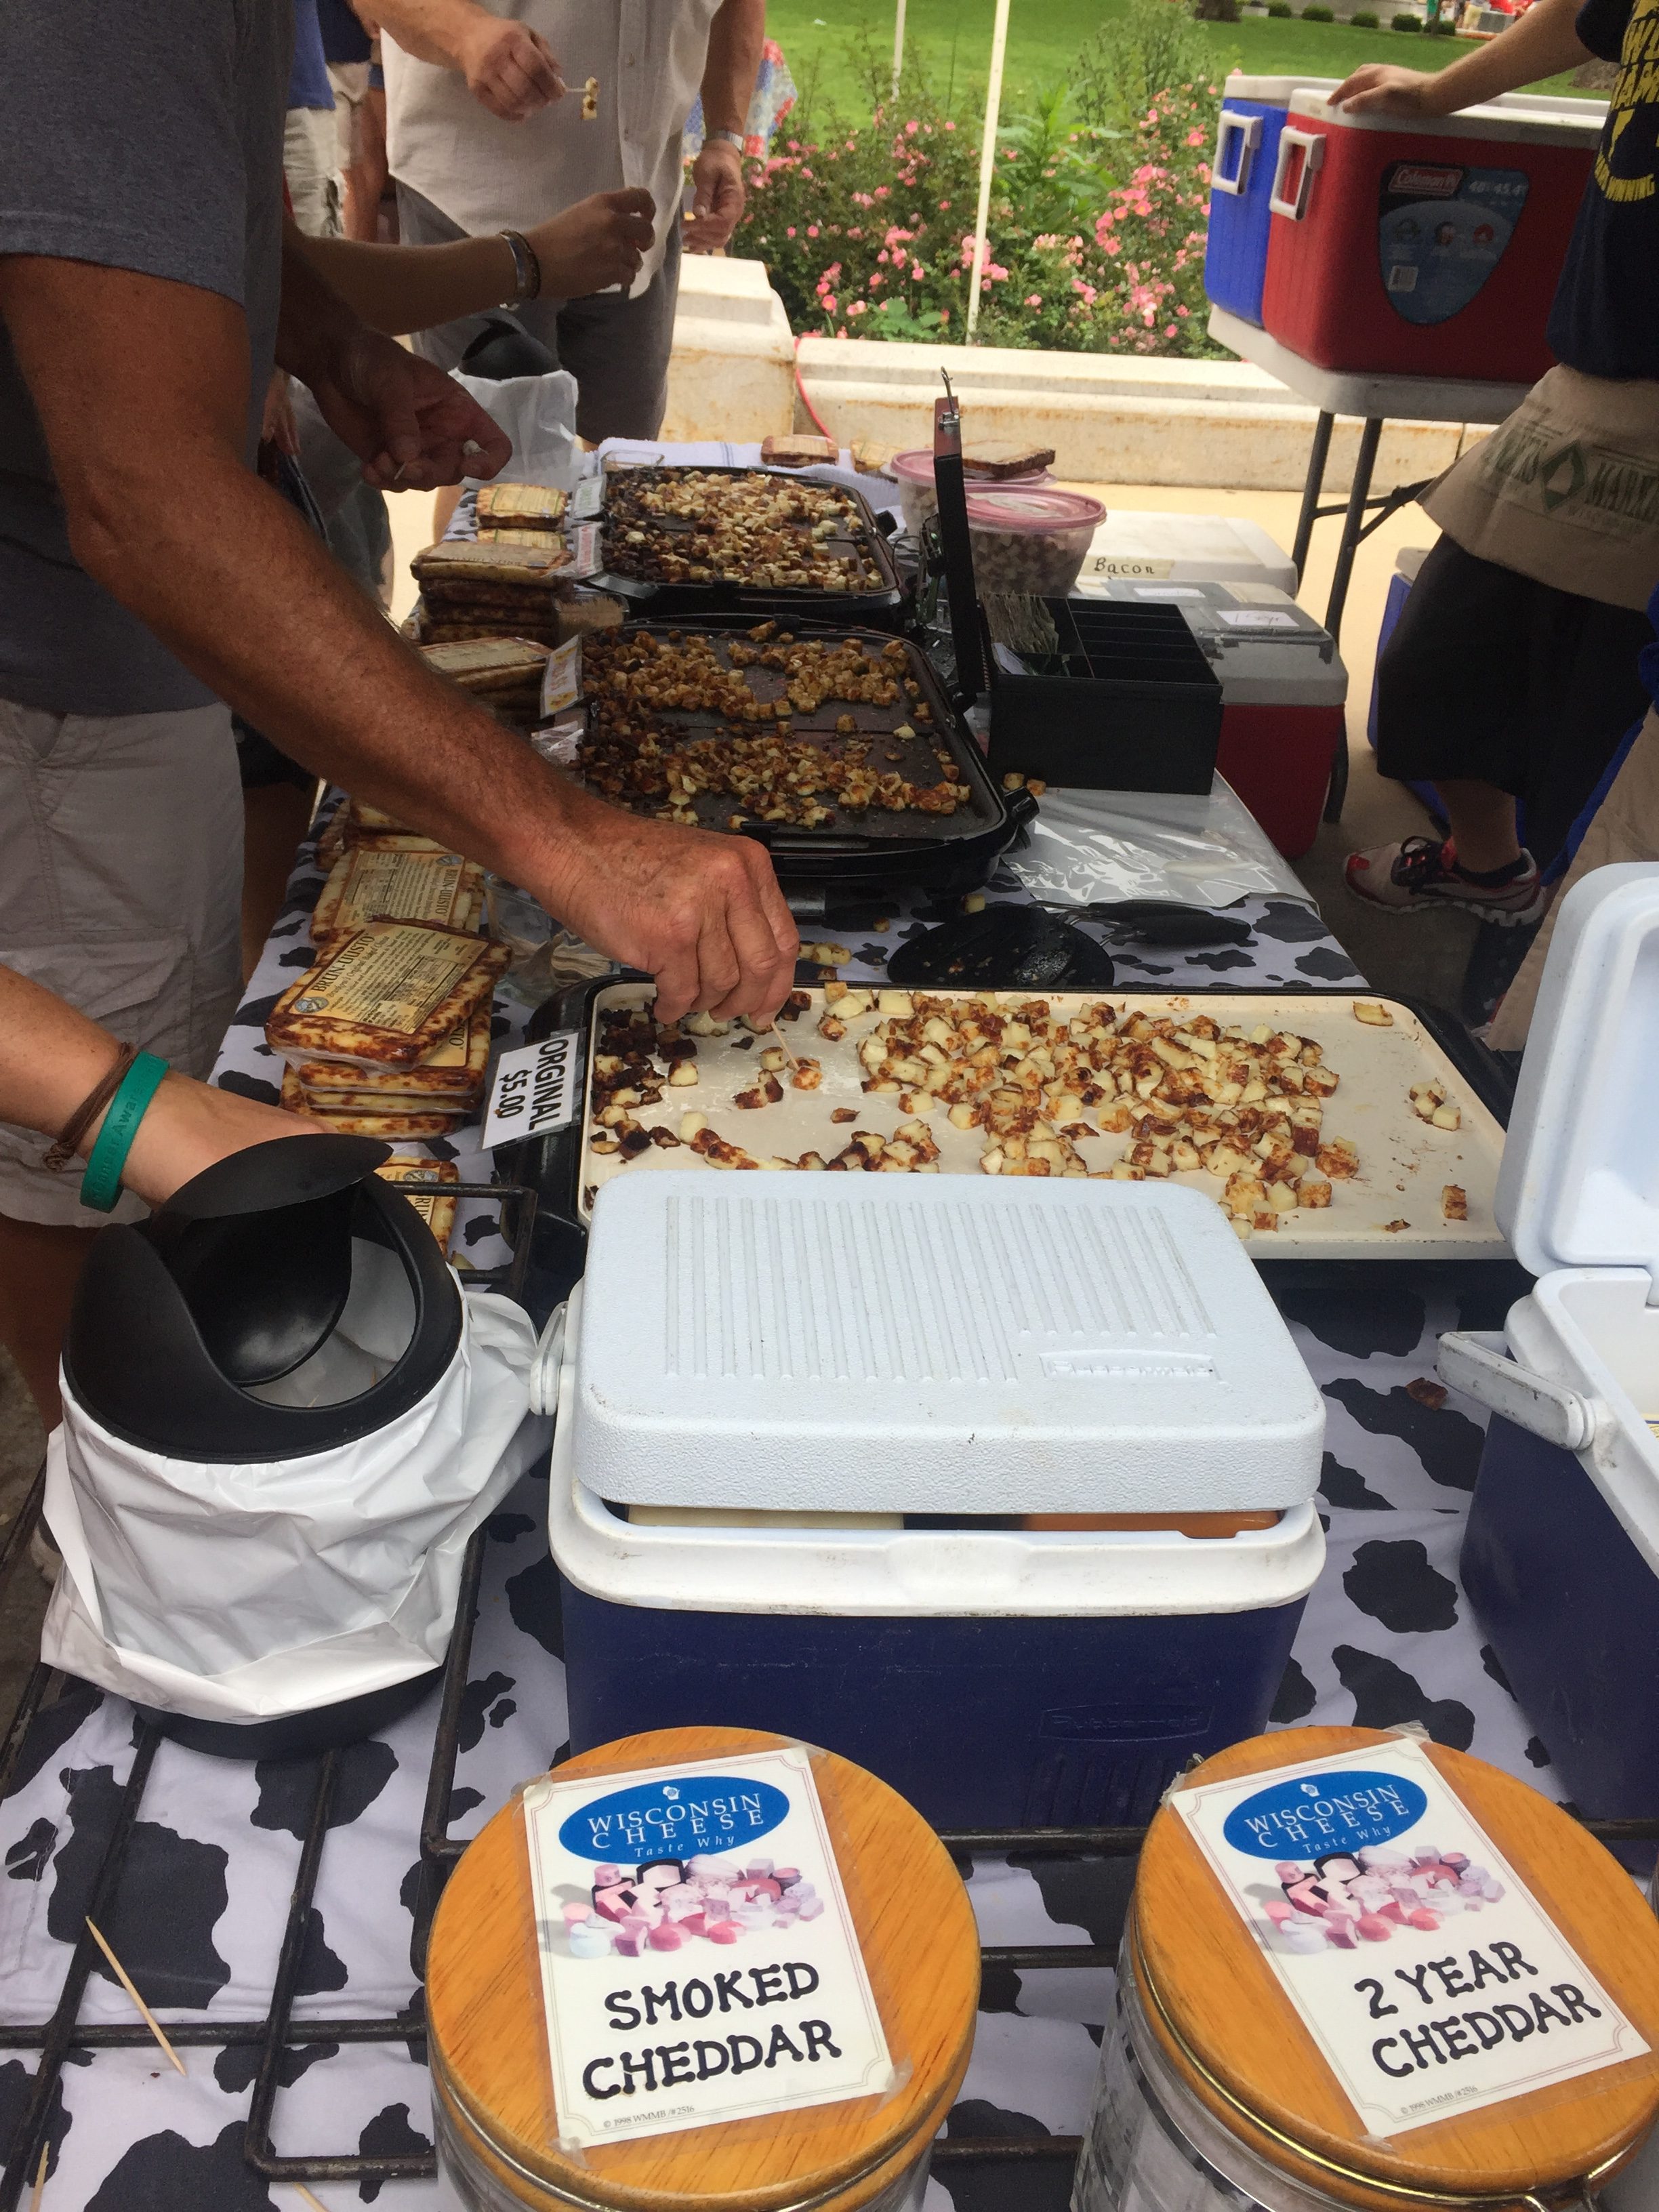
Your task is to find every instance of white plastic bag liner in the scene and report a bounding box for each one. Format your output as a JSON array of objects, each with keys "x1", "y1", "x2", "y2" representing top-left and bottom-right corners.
[
  {"x1": 452, "y1": 367, "x2": 580, "y2": 491},
  {"x1": 41, "y1": 1288, "x2": 544, "y2": 1723},
  {"x1": 1004, "y1": 779, "x2": 1307, "y2": 909}
]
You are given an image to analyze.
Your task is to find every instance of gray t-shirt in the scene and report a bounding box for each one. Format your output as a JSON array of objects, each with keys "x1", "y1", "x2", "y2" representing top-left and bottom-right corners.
[{"x1": 0, "y1": 0, "x2": 290, "y2": 716}]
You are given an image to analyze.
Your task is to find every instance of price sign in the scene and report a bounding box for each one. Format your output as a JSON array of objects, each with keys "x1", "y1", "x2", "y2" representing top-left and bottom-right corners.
[{"x1": 481, "y1": 1030, "x2": 580, "y2": 1149}]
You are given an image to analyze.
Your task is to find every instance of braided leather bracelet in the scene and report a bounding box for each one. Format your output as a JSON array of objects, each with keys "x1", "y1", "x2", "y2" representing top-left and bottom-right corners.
[{"x1": 42, "y1": 1042, "x2": 138, "y2": 1172}]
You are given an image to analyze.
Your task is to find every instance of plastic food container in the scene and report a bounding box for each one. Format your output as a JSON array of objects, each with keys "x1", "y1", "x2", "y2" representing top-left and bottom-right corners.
[
  {"x1": 965, "y1": 487, "x2": 1106, "y2": 598},
  {"x1": 889, "y1": 447, "x2": 1052, "y2": 535}
]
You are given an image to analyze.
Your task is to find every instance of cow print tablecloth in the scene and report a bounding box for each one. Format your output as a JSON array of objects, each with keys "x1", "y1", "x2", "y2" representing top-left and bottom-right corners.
[{"x1": 0, "y1": 817, "x2": 1559, "y2": 2212}]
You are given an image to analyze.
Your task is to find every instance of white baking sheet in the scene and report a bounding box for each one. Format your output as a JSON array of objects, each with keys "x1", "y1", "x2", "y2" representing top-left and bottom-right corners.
[{"x1": 576, "y1": 984, "x2": 1508, "y2": 1261}]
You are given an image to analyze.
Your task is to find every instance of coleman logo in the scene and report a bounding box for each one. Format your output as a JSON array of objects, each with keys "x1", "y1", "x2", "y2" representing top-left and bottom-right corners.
[{"x1": 1391, "y1": 163, "x2": 1462, "y2": 197}]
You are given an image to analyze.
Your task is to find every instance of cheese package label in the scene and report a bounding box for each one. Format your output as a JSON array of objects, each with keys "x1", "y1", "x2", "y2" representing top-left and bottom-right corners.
[
  {"x1": 313, "y1": 848, "x2": 478, "y2": 945},
  {"x1": 1171, "y1": 1740, "x2": 1647, "y2": 2135},
  {"x1": 540, "y1": 638, "x2": 581, "y2": 721},
  {"x1": 375, "y1": 1159, "x2": 459, "y2": 1250},
  {"x1": 523, "y1": 1744, "x2": 895, "y2": 2148},
  {"x1": 268, "y1": 923, "x2": 505, "y2": 1067}
]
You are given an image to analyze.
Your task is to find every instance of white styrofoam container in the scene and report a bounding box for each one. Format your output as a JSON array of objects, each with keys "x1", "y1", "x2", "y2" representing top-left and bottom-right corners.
[
  {"x1": 1073, "y1": 513, "x2": 1295, "y2": 598},
  {"x1": 1441, "y1": 865, "x2": 1659, "y2": 1566},
  {"x1": 571, "y1": 1173, "x2": 1326, "y2": 1515}
]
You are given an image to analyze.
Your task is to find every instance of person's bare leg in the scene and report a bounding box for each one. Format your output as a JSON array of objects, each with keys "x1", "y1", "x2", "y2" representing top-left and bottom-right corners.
[
  {"x1": 1431, "y1": 780, "x2": 1524, "y2": 874},
  {"x1": 241, "y1": 782, "x2": 316, "y2": 981},
  {"x1": 0, "y1": 1214, "x2": 99, "y2": 1429}
]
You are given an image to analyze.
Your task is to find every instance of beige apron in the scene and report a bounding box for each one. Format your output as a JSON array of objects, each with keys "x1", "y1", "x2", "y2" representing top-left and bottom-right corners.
[{"x1": 1425, "y1": 365, "x2": 1659, "y2": 611}]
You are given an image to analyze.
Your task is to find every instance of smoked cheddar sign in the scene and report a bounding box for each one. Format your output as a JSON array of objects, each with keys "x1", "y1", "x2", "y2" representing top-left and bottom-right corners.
[
  {"x1": 523, "y1": 1746, "x2": 895, "y2": 2146},
  {"x1": 1172, "y1": 1740, "x2": 1647, "y2": 2134}
]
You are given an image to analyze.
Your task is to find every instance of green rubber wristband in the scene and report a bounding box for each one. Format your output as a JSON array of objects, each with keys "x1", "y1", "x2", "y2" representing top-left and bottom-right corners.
[{"x1": 79, "y1": 1052, "x2": 170, "y2": 1214}]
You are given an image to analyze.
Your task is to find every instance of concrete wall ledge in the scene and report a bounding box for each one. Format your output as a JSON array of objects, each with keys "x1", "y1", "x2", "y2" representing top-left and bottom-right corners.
[{"x1": 663, "y1": 259, "x2": 1488, "y2": 491}]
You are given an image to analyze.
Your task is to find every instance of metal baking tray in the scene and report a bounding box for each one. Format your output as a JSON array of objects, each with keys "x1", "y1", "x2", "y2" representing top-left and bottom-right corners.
[
  {"x1": 574, "y1": 620, "x2": 1033, "y2": 899},
  {"x1": 518, "y1": 978, "x2": 1511, "y2": 1263},
  {"x1": 593, "y1": 465, "x2": 907, "y2": 628}
]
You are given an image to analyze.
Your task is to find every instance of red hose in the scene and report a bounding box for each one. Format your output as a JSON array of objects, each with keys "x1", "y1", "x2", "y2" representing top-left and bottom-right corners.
[{"x1": 792, "y1": 334, "x2": 835, "y2": 442}]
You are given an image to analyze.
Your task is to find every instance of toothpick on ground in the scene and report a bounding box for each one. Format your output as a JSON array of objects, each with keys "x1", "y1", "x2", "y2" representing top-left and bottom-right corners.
[
  {"x1": 84, "y1": 1919, "x2": 187, "y2": 2076},
  {"x1": 292, "y1": 2186, "x2": 331, "y2": 2211},
  {"x1": 28, "y1": 2142, "x2": 47, "y2": 2212}
]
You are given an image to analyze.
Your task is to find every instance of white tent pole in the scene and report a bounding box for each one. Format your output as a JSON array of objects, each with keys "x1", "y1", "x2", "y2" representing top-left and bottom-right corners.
[
  {"x1": 891, "y1": 0, "x2": 906, "y2": 99},
  {"x1": 964, "y1": 0, "x2": 1012, "y2": 342}
]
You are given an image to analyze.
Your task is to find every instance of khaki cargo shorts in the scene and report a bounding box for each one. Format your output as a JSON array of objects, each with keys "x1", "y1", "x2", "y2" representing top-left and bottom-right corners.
[{"x1": 0, "y1": 696, "x2": 243, "y2": 1227}]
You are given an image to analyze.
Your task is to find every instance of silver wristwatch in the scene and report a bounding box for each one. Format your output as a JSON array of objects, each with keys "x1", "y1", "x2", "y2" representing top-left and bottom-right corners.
[{"x1": 708, "y1": 128, "x2": 745, "y2": 152}]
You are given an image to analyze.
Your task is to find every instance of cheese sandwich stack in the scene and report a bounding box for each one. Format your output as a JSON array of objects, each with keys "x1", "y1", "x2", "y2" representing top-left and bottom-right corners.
[
  {"x1": 418, "y1": 636, "x2": 550, "y2": 730},
  {"x1": 413, "y1": 537, "x2": 571, "y2": 648}
]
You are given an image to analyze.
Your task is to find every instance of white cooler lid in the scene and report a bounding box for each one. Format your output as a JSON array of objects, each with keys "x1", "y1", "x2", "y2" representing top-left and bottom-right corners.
[
  {"x1": 1075, "y1": 513, "x2": 1295, "y2": 597},
  {"x1": 1288, "y1": 89, "x2": 1605, "y2": 146},
  {"x1": 1223, "y1": 74, "x2": 1341, "y2": 104},
  {"x1": 571, "y1": 1174, "x2": 1325, "y2": 1514},
  {"x1": 1497, "y1": 865, "x2": 1659, "y2": 1285}
]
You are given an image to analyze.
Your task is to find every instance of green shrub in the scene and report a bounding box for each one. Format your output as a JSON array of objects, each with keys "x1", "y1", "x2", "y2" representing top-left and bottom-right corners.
[
  {"x1": 1392, "y1": 10, "x2": 1424, "y2": 25},
  {"x1": 1350, "y1": 9, "x2": 1380, "y2": 23},
  {"x1": 1073, "y1": 0, "x2": 1216, "y2": 129},
  {"x1": 1427, "y1": 14, "x2": 1458, "y2": 28},
  {"x1": 1267, "y1": 3, "x2": 1294, "y2": 16},
  {"x1": 1300, "y1": 5, "x2": 1334, "y2": 18}
]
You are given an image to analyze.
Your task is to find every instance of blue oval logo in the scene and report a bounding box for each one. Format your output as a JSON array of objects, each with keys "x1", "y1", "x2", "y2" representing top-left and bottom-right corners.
[
  {"x1": 557, "y1": 1774, "x2": 791, "y2": 1864},
  {"x1": 1222, "y1": 1769, "x2": 1429, "y2": 1860}
]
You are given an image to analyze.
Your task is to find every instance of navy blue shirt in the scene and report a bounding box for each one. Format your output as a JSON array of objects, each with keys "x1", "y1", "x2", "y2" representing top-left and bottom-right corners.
[
  {"x1": 318, "y1": 0, "x2": 372, "y2": 66},
  {"x1": 288, "y1": 0, "x2": 335, "y2": 110},
  {"x1": 1547, "y1": 0, "x2": 1659, "y2": 379}
]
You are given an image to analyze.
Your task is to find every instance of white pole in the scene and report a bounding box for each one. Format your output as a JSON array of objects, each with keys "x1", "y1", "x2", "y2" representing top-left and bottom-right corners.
[
  {"x1": 891, "y1": 0, "x2": 906, "y2": 100},
  {"x1": 964, "y1": 0, "x2": 1012, "y2": 342}
]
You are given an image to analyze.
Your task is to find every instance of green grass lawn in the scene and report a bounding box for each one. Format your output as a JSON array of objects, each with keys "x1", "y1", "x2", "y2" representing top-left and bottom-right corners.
[{"x1": 765, "y1": 0, "x2": 1584, "y2": 121}]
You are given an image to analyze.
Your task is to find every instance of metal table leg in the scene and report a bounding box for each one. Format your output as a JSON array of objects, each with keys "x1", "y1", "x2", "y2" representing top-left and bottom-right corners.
[
  {"x1": 1291, "y1": 411, "x2": 1334, "y2": 586},
  {"x1": 1320, "y1": 416, "x2": 1383, "y2": 825}
]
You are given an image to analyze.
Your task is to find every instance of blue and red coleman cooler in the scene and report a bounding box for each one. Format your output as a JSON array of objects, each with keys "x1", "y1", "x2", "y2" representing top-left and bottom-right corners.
[
  {"x1": 1260, "y1": 91, "x2": 1603, "y2": 382},
  {"x1": 1204, "y1": 75, "x2": 1338, "y2": 328}
]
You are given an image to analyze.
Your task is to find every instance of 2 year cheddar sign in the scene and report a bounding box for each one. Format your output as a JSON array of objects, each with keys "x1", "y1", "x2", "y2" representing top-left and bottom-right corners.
[
  {"x1": 523, "y1": 1748, "x2": 895, "y2": 2146},
  {"x1": 1173, "y1": 1742, "x2": 1647, "y2": 2134}
]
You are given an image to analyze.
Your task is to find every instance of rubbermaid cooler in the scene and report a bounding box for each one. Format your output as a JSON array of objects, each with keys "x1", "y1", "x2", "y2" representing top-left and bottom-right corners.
[
  {"x1": 1204, "y1": 75, "x2": 1339, "y2": 327},
  {"x1": 1435, "y1": 867, "x2": 1659, "y2": 1834},
  {"x1": 1260, "y1": 91, "x2": 1604, "y2": 380},
  {"x1": 546, "y1": 1172, "x2": 1327, "y2": 1830},
  {"x1": 1073, "y1": 512, "x2": 1295, "y2": 598},
  {"x1": 1089, "y1": 580, "x2": 1347, "y2": 858}
]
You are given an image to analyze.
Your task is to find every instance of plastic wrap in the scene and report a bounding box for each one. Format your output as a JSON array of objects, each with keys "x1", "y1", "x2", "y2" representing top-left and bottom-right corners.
[
  {"x1": 1004, "y1": 779, "x2": 1309, "y2": 910},
  {"x1": 454, "y1": 366, "x2": 581, "y2": 491},
  {"x1": 41, "y1": 1286, "x2": 542, "y2": 1722}
]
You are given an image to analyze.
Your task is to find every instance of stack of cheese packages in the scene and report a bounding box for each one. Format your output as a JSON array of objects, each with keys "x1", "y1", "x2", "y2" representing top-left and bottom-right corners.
[
  {"x1": 266, "y1": 802, "x2": 508, "y2": 1142},
  {"x1": 413, "y1": 485, "x2": 571, "y2": 649},
  {"x1": 417, "y1": 636, "x2": 551, "y2": 732}
]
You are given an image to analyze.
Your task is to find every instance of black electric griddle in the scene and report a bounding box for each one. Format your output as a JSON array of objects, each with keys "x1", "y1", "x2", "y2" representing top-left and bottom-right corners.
[
  {"x1": 572, "y1": 619, "x2": 1034, "y2": 899},
  {"x1": 593, "y1": 464, "x2": 907, "y2": 628}
]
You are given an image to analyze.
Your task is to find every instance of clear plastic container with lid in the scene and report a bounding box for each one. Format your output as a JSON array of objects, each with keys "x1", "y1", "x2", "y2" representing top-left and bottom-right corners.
[
  {"x1": 889, "y1": 447, "x2": 1053, "y2": 535},
  {"x1": 966, "y1": 487, "x2": 1106, "y2": 598}
]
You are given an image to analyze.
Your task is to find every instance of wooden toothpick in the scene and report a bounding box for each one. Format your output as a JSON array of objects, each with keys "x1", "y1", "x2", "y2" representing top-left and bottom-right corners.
[
  {"x1": 768, "y1": 1017, "x2": 799, "y2": 1072},
  {"x1": 292, "y1": 2186, "x2": 331, "y2": 2211},
  {"x1": 84, "y1": 1919, "x2": 186, "y2": 2076},
  {"x1": 28, "y1": 2142, "x2": 47, "y2": 2212}
]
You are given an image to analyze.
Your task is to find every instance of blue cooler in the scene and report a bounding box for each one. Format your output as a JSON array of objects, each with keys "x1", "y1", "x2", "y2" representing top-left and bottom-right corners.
[
  {"x1": 1437, "y1": 866, "x2": 1659, "y2": 1835},
  {"x1": 548, "y1": 1172, "x2": 1327, "y2": 1830},
  {"x1": 1204, "y1": 75, "x2": 1339, "y2": 327}
]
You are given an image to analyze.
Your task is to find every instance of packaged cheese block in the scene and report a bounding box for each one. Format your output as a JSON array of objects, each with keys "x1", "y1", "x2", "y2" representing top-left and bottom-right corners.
[
  {"x1": 374, "y1": 1158, "x2": 459, "y2": 1252},
  {"x1": 266, "y1": 921, "x2": 509, "y2": 1070},
  {"x1": 312, "y1": 846, "x2": 483, "y2": 951},
  {"x1": 292, "y1": 1010, "x2": 490, "y2": 1103},
  {"x1": 761, "y1": 432, "x2": 838, "y2": 466},
  {"x1": 417, "y1": 636, "x2": 551, "y2": 693},
  {"x1": 411, "y1": 539, "x2": 568, "y2": 590},
  {"x1": 281, "y1": 1068, "x2": 466, "y2": 1139},
  {"x1": 473, "y1": 527, "x2": 562, "y2": 550},
  {"x1": 474, "y1": 481, "x2": 568, "y2": 531}
]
